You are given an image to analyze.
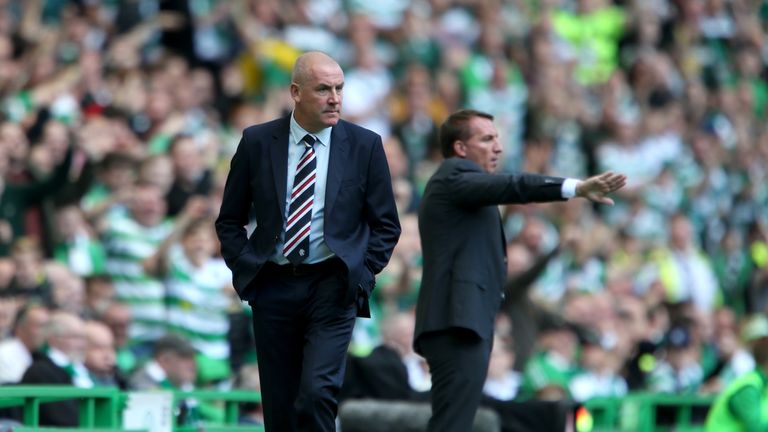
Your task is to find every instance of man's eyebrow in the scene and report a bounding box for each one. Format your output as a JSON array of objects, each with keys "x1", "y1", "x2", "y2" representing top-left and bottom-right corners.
[{"x1": 317, "y1": 83, "x2": 344, "y2": 89}]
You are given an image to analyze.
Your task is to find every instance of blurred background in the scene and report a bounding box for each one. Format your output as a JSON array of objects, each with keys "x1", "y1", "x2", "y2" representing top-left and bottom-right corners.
[{"x1": 1, "y1": 0, "x2": 768, "y2": 429}]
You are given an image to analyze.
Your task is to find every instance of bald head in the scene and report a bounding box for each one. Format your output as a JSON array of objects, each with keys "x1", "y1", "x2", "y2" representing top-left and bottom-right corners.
[
  {"x1": 85, "y1": 320, "x2": 114, "y2": 346},
  {"x1": 291, "y1": 52, "x2": 340, "y2": 86},
  {"x1": 290, "y1": 51, "x2": 344, "y2": 132},
  {"x1": 84, "y1": 320, "x2": 116, "y2": 375}
]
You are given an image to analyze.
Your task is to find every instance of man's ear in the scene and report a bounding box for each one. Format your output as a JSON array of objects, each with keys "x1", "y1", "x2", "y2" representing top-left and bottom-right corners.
[
  {"x1": 290, "y1": 83, "x2": 300, "y2": 103},
  {"x1": 453, "y1": 141, "x2": 467, "y2": 158}
]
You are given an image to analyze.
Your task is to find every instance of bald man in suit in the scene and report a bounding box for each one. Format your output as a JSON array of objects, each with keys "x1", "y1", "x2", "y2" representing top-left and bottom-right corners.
[{"x1": 216, "y1": 52, "x2": 401, "y2": 431}]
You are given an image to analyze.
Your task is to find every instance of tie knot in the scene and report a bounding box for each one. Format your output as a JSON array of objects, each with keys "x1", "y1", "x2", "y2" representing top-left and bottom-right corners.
[{"x1": 302, "y1": 134, "x2": 316, "y2": 148}]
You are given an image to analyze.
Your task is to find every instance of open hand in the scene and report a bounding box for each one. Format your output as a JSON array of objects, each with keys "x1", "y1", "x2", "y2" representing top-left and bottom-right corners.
[{"x1": 576, "y1": 172, "x2": 627, "y2": 205}]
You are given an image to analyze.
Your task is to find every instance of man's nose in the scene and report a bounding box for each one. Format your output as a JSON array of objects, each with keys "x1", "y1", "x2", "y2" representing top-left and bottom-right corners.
[{"x1": 494, "y1": 140, "x2": 503, "y2": 153}]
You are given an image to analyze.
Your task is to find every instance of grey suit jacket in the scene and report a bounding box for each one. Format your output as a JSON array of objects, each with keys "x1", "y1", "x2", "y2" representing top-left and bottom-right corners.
[{"x1": 413, "y1": 157, "x2": 567, "y2": 353}]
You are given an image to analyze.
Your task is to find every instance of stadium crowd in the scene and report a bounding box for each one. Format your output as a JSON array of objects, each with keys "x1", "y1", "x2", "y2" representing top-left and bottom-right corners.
[{"x1": 1, "y1": 0, "x2": 768, "y2": 428}]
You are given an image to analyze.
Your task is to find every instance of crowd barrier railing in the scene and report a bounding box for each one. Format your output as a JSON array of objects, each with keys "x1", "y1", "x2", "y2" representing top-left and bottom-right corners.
[
  {"x1": 583, "y1": 392, "x2": 715, "y2": 432},
  {"x1": 0, "y1": 385, "x2": 264, "y2": 432},
  {"x1": 0, "y1": 385, "x2": 715, "y2": 432}
]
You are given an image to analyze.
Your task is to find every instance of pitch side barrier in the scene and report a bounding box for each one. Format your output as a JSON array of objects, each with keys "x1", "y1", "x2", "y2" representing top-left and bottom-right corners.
[{"x1": 0, "y1": 385, "x2": 264, "y2": 432}]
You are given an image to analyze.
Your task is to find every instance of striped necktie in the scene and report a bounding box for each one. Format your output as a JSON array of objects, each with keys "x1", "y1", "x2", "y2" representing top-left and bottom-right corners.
[{"x1": 284, "y1": 134, "x2": 317, "y2": 264}]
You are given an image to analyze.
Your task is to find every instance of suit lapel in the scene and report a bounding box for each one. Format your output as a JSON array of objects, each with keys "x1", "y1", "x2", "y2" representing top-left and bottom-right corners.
[
  {"x1": 270, "y1": 117, "x2": 291, "y2": 221},
  {"x1": 325, "y1": 121, "x2": 348, "y2": 217}
]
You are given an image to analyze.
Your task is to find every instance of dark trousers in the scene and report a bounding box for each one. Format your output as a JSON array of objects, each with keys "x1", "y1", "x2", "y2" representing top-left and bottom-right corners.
[
  {"x1": 249, "y1": 260, "x2": 357, "y2": 432},
  {"x1": 420, "y1": 329, "x2": 492, "y2": 432}
]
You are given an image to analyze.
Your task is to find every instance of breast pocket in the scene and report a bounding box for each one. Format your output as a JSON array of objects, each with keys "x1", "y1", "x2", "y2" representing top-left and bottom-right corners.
[{"x1": 335, "y1": 180, "x2": 365, "y2": 214}]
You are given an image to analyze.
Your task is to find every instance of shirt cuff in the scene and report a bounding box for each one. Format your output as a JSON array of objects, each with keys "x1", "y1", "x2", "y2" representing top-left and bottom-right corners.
[{"x1": 561, "y1": 178, "x2": 581, "y2": 199}]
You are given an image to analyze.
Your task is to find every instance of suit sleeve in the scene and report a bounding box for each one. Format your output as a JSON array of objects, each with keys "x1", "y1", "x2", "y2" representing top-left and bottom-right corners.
[
  {"x1": 215, "y1": 134, "x2": 254, "y2": 269},
  {"x1": 362, "y1": 137, "x2": 401, "y2": 275},
  {"x1": 446, "y1": 160, "x2": 566, "y2": 208}
]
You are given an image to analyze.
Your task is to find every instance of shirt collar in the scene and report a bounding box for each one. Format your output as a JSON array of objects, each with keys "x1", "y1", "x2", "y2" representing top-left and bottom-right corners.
[
  {"x1": 290, "y1": 112, "x2": 331, "y2": 147},
  {"x1": 146, "y1": 360, "x2": 168, "y2": 382},
  {"x1": 48, "y1": 347, "x2": 71, "y2": 368}
]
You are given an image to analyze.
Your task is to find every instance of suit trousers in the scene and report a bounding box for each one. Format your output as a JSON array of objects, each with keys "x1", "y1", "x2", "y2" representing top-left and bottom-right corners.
[
  {"x1": 249, "y1": 259, "x2": 356, "y2": 431},
  {"x1": 419, "y1": 328, "x2": 492, "y2": 432}
]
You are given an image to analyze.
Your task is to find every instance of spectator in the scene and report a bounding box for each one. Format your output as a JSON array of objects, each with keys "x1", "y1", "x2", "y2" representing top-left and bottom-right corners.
[
  {"x1": 143, "y1": 201, "x2": 232, "y2": 382},
  {"x1": 712, "y1": 227, "x2": 754, "y2": 315},
  {"x1": 165, "y1": 135, "x2": 213, "y2": 217},
  {"x1": 3, "y1": 237, "x2": 52, "y2": 305},
  {"x1": 651, "y1": 213, "x2": 721, "y2": 312},
  {"x1": 20, "y1": 311, "x2": 91, "y2": 427},
  {"x1": 0, "y1": 122, "x2": 74, "y2": 256},
  {"x1": 52, "y1": 204, "x2": 107, "y2": 278},
  {"x1": 129, "y1": 333, "x2": 197, "y2": 391},
  {"x1": 700, "y1": 308, "x2": 755, "y2": 394},
  {"x1": 647, "y1": 324, "x2": 704, "y2": 394},
  {"x1": 0, "y1": 297, "x2": 18, "y2": 340},
  {"x1": 83, "y1": 320, "x2": 124, "y2": 388},
  {"x1": 390, "y1": 63, "x2": 442, "y2": 180},
  {"x1": 520, "y1": 317, "x2": 580, "y2": 400},
  {"x1": 80, "y1": 152, "x2": 136, "y2": 224},
  {"x1": 483, "y1": 337, "x2": 522, "y2": 402},
  {"x1": 236, "y1": 364, "x2": 263, "y2": 426},
  {"x1": 705, "y1": 315, "x2": 768, "y2": 431},
  {"x1": 0, "y1": 304, "x2": 49, "y2": 384},
  {"x1": 137, "y1": 154, "x2": 174, "y2": 198},
  {"x1": 568, "y1": 331, "x2": 628, "y2": 402},
  {"x1": 342, "y1": 311, "x2": 429, "y2": 401},
  {"x1": 100, "y1": 302, "x2": 135, "y2": 375},
  {"x1": 101, "y1": 181, "x2": 174, "y2": 355},
  {"x1": 82, "y1": 274, "x2": 114, "y2": 320},
  {"x1": 128, "y1": 333, "x2": 208, "y2": 426},
  {"x1": 47, "y1": 264, "x2": 86, "y2": 316}
]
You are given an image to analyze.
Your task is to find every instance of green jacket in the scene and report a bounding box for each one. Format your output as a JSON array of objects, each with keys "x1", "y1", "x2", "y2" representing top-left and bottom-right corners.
[{"x1": 706, "y1": 369, "x2": 768, "y2": 432}]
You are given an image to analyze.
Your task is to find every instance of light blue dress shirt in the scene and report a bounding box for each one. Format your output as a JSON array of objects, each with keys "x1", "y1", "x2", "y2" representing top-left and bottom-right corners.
[{"x1": 271, "y1": 114, "x2": 334, "y2": 264}]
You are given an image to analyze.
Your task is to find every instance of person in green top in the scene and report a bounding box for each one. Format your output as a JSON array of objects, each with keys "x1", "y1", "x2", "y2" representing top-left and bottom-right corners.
[
  {"x1": 520, "y1": 317, "x2": 580, "y2": 400},
  {"x1": 705, "y1": 316, "x2": 768, "y2": 431},
  {"x1": 53, "y1": 204, "x2": 107, "y2": 277}
]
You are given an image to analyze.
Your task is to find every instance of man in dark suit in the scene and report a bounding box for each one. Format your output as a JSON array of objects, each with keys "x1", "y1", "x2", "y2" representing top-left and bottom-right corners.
[
  {"x1": 215, "y1": 51, "x2": 401, "y2": 431},
  {"x1": 20, "y1": 311, "x2": 92, "y2": 427},
  {"x1": 414, "y1": 109, "x2": 626, "y2": 432}
]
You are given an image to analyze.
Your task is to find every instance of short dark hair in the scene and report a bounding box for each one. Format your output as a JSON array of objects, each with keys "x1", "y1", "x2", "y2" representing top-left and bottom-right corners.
[
  {"x1": 12, "y1": 303, "x2": 47, "y2": 334},
  {"x1": 100, "y1": 152, "x2": 136, "y2": 171},
  {"x1": 154, "y1": 334, "x2": 197, "y2": 358},
  {"x1": 439, "y1": 109, "x2": 494, "y2": 158}
]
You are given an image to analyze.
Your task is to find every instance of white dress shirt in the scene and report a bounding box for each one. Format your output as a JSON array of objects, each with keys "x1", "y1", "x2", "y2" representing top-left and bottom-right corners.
[
  {"x1": 0, "y1": 338, "x2": 31, "y2": 384},
  {"x1": 271, "y1": 113, "x2": 334, "y2": 264}
]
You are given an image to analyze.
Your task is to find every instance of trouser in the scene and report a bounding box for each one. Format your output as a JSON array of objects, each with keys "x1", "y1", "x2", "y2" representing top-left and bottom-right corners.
[
  {"x1": 419, "y1": 328, "x2": 492, "y2": 432},
  {"x1": 250, "y1": 259, "x2": 356, "y2": 431}
]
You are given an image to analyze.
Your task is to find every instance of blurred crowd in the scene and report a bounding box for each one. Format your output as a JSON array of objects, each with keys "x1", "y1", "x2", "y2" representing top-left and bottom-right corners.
[{"x1": 1, "y1": 0, "x2": 768, "y2": 427}]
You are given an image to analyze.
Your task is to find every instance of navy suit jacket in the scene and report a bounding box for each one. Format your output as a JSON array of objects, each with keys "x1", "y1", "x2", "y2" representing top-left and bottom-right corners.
[
  {"x1": 414, "y1": 157, "x2": 567, "y2": 351},
  {"x1": 215, "y1": 116, "x2": 401, "y2": 317}
]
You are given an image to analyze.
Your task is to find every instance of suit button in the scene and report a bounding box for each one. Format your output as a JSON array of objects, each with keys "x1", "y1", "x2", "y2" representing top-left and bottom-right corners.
[{"x1": 274, "y1": 235, "x2": 279, "y2": 243}]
